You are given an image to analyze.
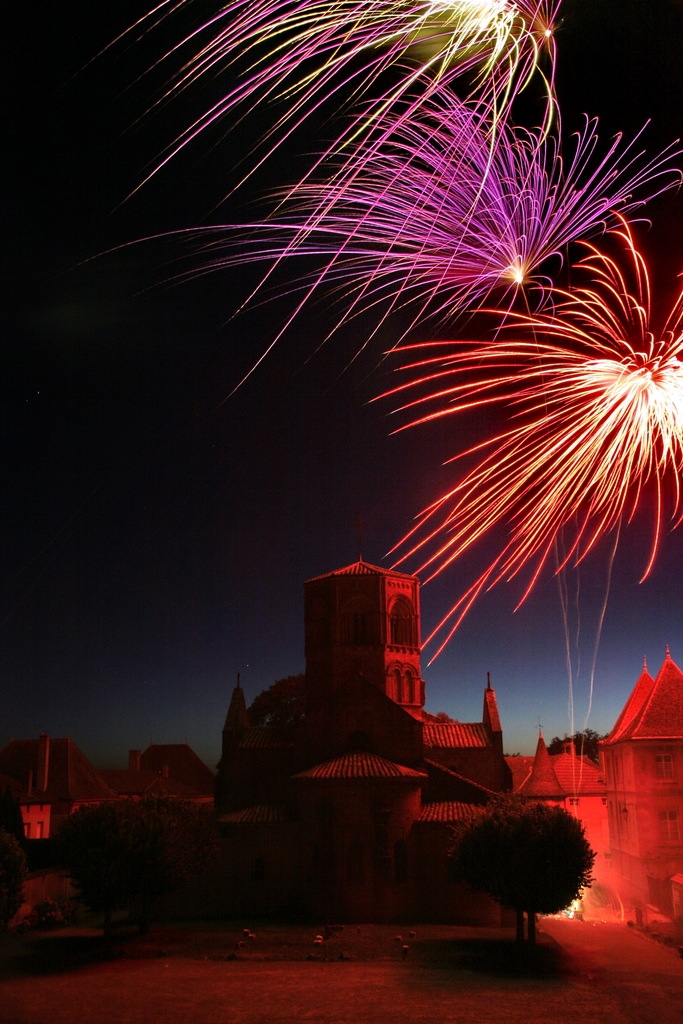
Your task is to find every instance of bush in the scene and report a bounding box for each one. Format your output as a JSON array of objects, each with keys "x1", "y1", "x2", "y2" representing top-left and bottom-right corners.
[
  {"x1": 0, "y1": 830, "x2": 28, "y2": 929},
  {"x1": 22, "y1": 898, "x2": 77, "y2": 930}
]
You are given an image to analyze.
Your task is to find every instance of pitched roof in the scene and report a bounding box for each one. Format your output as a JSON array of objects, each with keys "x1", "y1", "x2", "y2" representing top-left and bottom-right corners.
[
  {"x1": 423, "y1": 759, "x2": 497, "y2": 801},
  {"x1": 223, "y1": 681, "x2": 250, "y2": 733},
  {"x1": 605, "y1": 650, "x2": 683, "y2": 742},
  {"x1": 550, "y1": 753, "x2": 605, "y2": 795},
  {"x1": 519, "y1": 734, "x2": 565, "y2": 798},
  {"x1": 140, "y1": 744, "x2": 215, "y2": 793},
  {"x1": 505, "y1": 755, "x2": 534, "y2": 792},
  {"x1": 418, "y1": 801, "x2": 485, "y2": 823},
  {"x1": 0, "y1": 737, "x2": 115, "y2": 803},
  {"x1": 219, "y1": 804, "x2": 294, "y2": 824},
  {"x1": 423, "y1": 722, "x2": 491, "y2": 749},
  {"x1": 98, "y1": 769, "x2": 201, "y2": 799},
  {"x1": 605, "y1": 659, "x2": 655, "y2": 743},
  {"x1": 238, "y1": 726, "x2": 293, "y2": 749},
  {"x1": 306, "y1": 559, "x2": 417, "y2": 583},
  {"x1": 292, "y1": 750, "x2": 428, "y2": 781},
  {"x1": 507, "y1": 752, "x2": 605, "y2": 796}
]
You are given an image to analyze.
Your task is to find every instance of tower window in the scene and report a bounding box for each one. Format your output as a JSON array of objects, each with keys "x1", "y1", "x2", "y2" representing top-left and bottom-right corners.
[{"x1": 389, "y1": 598, "x2": 417, "y2": 647}]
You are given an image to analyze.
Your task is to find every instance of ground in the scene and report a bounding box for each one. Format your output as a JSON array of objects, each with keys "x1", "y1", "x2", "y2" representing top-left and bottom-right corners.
[{"x1": 2, "y1": 917, "x2": 683, "y2": 1024}]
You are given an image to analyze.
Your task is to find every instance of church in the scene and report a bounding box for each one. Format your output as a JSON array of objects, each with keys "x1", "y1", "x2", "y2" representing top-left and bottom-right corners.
[{"x1": 214, "y1": 559, "x2": 511, "y2": 923}]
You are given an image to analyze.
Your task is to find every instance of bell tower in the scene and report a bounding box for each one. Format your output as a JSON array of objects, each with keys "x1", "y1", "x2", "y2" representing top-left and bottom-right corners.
[{"x1": 304, "y1": 560, "x2": 424, "y2": 714}]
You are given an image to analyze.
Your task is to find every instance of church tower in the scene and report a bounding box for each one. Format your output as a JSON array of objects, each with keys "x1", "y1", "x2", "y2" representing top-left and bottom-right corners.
[{"x1": 303, "y1": 559, "x2": 424, "y2": 714}]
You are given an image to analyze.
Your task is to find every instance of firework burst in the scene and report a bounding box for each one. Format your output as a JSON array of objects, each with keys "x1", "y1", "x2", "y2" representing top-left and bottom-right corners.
[
  {"x1": 188, "y1": 101, "x2": 680, "y2": 366},
  {"x1": 384, "y1": 221, "x2": 683, "y2": 657},
  {"x1": 126, "y1": 0, "x2": 560, "y2": 190}
]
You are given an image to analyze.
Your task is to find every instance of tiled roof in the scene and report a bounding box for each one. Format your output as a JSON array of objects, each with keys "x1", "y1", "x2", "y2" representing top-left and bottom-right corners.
[
  {"x1": 605, "y1": 662, "x2": 655, "y2": 743},
  {"x1": 140, "y1": 744, "x2": 215, "y2": 793},
  {"x1": 551, "y1": 753, "x2": 605, "y2": 795},
  {"x1": 219, "y1": 804, "x2": 294, "y2": 824},
  {"x1": 292, "y1": 751, "x2": 428, "y2": 781},
  {"x1": 423, "y1": 759, "x2": 497, "y2": 799},
  {"x1": 506, "y1": 753, "x2": 605, "y2": 796},
  {"x1": 520, "y1": 735, "x2": 564, "y2": 798},
  {"x1": 605, "y1": 651, "x2": 683, "y2": 742},
  {"x1": 238, "y1": 727, "x2": 292, "y2": 749},
  {"x1": 306, "y1": 560, "x2": 417, "y2": 583},
  {"x1": 418, "y1": 801, "x2": 485, "y2": 823},
  {"x1": 98, "y1": 769, "x2": 201, "y2": 799},
  {"x1": 505, "y1": 755, "x2": 534, "y2": 792},
  {"x1": 423, "y1": 722, "x2": 490, "y2": 749},
  {"x1": 0, "y1": 737, "x2": 116, "y2": 803}
]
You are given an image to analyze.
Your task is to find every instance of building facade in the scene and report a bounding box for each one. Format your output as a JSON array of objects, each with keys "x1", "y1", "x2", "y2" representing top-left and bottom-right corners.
[
  {"x1": 601, "y1": 649, "x2": 683, "y2": 918},
  {"x1": 214, "y1": 559, "x2": 511, "y2": 923}
]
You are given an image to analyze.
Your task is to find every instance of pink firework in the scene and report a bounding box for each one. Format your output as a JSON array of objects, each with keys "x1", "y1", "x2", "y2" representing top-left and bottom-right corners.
[
  {"x1": 384, "y1": 221, "x2": 683, "y2": 657},
  {"x1": 188, "y1": 101, "x2": 680, "y2": 355},
  {"x1": 123, "y1": 0, "x2": 560, "y2": 190}
]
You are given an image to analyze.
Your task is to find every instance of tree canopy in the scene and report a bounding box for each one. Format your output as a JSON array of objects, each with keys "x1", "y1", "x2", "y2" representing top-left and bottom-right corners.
[
  {"x1": 0, "y1": 829, "x2": 27, "y2": 929},
  {"x1": 0, "y1": 788, "x2": 26, "y2": 848},
  {"x1": 248, "y1": 674, "x2": 305, "y2": 729},
  {"x1": 55, "y1": 798, "x2": 219, "y2": 935},
  {"x1": 451, "y1": 795, "x2": 595, "y2": 943},
  {"x1": 547, "y1": 729, "x2": 607, "y2": 763}
]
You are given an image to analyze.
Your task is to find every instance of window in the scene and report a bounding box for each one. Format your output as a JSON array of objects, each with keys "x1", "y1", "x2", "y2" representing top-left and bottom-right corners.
[
  {"x1": 659, "y1": 809, "x2": 679, "y2": 842},
  {"x1": 655, "y1": 754, "x2": 674, "y2": 779},
  {"x1": 389, "y1": 598, "x2": 417, "y2": 647}
]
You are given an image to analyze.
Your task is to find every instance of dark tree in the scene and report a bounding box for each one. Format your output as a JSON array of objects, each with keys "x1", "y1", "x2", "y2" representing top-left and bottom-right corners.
[
  {"x1": 0, "y1": 788, "x2": 26, "y2": 847},
  {"x1": 451, "y1": 796, "x2": 595, "y2": 944},
  {"x1": 248, "y1": 674, "x2": 305, "y2": 729},
  {"x1": 0, "y1": 829, "x2": 27, "y2": 929},
  {"x1": 547, "y1": 729, "x2": 607, "y2": 763},
  {"x1": 55, "y1": 799, "x2": 219, "y2": 936}
]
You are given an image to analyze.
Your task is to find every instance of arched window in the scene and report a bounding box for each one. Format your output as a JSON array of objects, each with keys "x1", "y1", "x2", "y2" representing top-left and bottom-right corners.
[
  {"x1": 389, "y1": 597, "x2": 417, "y2": 647},
  {"x1": 404, "y1": 670, "x2": 415, "y2": 704}
]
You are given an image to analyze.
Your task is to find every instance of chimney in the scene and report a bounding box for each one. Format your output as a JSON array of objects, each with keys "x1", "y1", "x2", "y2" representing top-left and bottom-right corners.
[
  {"x1": 563, "y1": 740, "x2": 576, "y2": 756},
  {"x1": 37, "y1": 733, "x2": 50, "y2": 792},
  {"x1": 128, "y1": 749, "x2": 141, "y2": 772}
]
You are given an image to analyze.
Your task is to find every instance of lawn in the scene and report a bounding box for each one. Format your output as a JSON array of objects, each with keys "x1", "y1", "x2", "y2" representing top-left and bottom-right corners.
[{"x1": 0, "y1": 919, "x2": 629, "y2": 1024}]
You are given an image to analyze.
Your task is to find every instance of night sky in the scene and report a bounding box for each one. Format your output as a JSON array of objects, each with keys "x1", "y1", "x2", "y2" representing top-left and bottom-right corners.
[{"x1": 4, "y1": 1, "x2": 683, "y2": 771}]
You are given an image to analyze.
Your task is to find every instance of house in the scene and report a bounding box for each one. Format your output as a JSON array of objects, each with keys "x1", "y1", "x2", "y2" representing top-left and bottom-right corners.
[
  {"x1": 507, "y1": 734, "x2": 609, "y2": 862},
  {"x1": 213, "y1": 558, "x2": 511, "y2": 923},
  {"x1": 100, "y1": 745, "x2": 215, "y2": 804},
  {"x1": 0, "y1": 734, "x2": 116, "y2": 838},
  {"x1": 600, "y1": 648, "x2": 683, "y2": 918}
]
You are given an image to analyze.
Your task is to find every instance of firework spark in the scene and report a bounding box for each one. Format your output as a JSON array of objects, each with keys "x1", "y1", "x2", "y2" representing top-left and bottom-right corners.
[
  {"x1": 384, "y1": 222, "x2": 683, "y2": 657},
  {"x1": 187, "y1": 102, "x2": 680, "y2": 371},
  {"x1": 126, "y1": 0, "x2": 560, "y2": 190}
]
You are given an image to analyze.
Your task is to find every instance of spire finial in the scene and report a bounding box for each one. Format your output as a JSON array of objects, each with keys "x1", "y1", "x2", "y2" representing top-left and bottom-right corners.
[
  {"x1": 355, "y1": 511, "x2": 364, "y2": 562},
  {"x1": 643, "y1": 655, "x2": 647, "y2": 672},
  {"x1": 666, "y1": 644, "x2": 671, "y2": 660},
  {"x1": 486, "y1": 671, "x2": 491, "y2": 690}
]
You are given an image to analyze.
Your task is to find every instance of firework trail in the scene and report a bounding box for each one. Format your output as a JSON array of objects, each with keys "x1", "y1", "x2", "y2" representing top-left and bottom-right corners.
[
  {"x1": 383, "y1": 221, "x2": 683, "y2": 658},
  {"x1": 123, "y1": 0, "x2": 560, "y2": 191},
  {"x1": 182, "y1": 101, "x2": 680, "y2": 382}
]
